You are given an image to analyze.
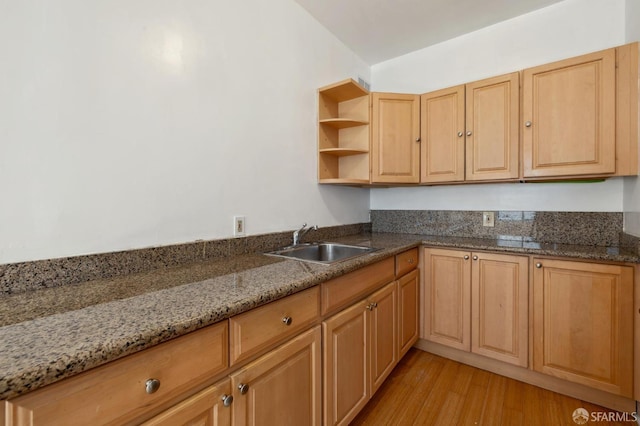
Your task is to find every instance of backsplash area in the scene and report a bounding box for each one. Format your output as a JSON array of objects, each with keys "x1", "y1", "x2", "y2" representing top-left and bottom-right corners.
[
  {"x1": 0, "y1": 223, "x2": 370, "y2": 295},
  {"x1": 371, "y1": 210, "x2": 623, "y2": 247}
]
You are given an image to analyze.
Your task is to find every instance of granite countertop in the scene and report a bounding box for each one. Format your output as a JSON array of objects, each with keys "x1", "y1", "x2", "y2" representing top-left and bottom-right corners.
[{"x1": 1, "y1": 232, "x2": 638, "y2": 400}]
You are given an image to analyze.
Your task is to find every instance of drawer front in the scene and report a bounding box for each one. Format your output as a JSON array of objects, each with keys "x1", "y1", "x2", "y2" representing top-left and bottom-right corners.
[
  {"x1": 9, "y1": 322, "x2": 229, "y2": 426},
  {"x1": 229, "y1": 286, "x2": 320, "y2": 366},
  {"x1": 321, "y1": 257, "x2": 395, "y2": 316},
  {"x1": 395, "y1": 248, "x2": 418, "y2": 277}
]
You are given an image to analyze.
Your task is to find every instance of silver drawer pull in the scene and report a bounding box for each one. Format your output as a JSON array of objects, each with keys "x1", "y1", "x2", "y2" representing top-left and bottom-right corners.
[
  {"x1": 145, "y1": 378, "x2": 160, "y2": 394},
  {"x1": 282, "y1": 316, "x2": 293, "y2": 326},
  {"x1": 238, "y1": 383, "x2": 249, "y2": 395}
]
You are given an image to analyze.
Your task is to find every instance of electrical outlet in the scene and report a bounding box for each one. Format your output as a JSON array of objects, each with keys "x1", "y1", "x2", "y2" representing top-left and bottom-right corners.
[
  {"x1": 234, "y1": 216, "x2": 246, "y2": 237},
  {"x1": 482, "y1": 212, "x2": 495, "y2": 227}
]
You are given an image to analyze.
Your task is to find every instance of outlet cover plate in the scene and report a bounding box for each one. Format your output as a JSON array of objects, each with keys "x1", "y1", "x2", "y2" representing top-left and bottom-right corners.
[
  {"x1": 234, "y1": 216, "x2": 246, "y2": 237},
  {"x1": 483, "y1": 212, "x2": 495, "y2": 227}
]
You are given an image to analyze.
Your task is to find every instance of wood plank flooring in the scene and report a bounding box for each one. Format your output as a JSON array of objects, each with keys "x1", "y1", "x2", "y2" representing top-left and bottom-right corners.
[{"x1": 351, "y1": 349, "x2": 636, "y2": 425}]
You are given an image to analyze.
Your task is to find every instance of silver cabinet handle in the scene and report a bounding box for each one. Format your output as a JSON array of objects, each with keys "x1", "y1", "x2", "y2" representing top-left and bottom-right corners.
[
  {"x1": 371, "y1": 302, "x2": 378, "y2": 308},
  {"x1": 457, "y1": 131, "x2": 463, "y2": 137},
  {"x1": 221, "y1": 394, "x2": 234, "y2": 407},
  {"x1": 366, "y1": 303, "x2": 374, "y2": 311},
  {"x1": 238, "y1": 383, "x2": 249, "y2": 395},
  {"x1": 466, "y1": 131, "x2": 472, "y2": 136},
  {"x1": 145, "y1": 378, "x2": 160, "y2": 394},
  {"x1": 407, "y1": 258, "x2": 414, "y2": 264},
  {"x1": 282, "y1": 316, "x2": 293, "y2": 326},
  {"x1": 525, "y1": 121, "x2": 532, "y2": 127},
  {"x1": 536, "y1": 263, "x2": 542, "y2": 268},
  {"x1": 463, "y1": 255, "x2": 469, "y2": 260},
  {"x1": 416, "y1": 137, "x2": 421, "y2": 142},
  {"x1": 472, "y1": 255, "x2": 478, "y2": 260}
]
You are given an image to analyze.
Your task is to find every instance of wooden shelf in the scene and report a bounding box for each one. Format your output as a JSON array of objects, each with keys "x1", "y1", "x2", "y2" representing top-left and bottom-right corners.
[
  {"x1": 319, "y1": 118, "x2": 369, "y2": 129},
  {"x1": 318, "y1": 79, "x2": 370, "y2": 183},
  {"x1": 319, "y1": 148, "x2": 369, "y2": 157},
  {"x1": 318, "y1": 79, "x2": 368, "y2": 102},
  {"x1": 318, "y1": 178, "x2": 370, "y2": 185}
]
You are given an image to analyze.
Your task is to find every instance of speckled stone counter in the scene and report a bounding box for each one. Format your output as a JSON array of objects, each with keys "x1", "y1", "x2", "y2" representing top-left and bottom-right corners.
[{"x1": 1, "y1": 232, "x2": 638, "y2": 400}]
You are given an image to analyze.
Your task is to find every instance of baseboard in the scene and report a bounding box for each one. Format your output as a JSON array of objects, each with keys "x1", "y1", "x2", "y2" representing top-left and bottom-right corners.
[{"x1": 414, "y1": 339, "x2": 637, "y2": 414}]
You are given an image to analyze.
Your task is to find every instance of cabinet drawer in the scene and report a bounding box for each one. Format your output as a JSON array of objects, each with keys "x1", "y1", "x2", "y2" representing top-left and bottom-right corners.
[
  {"x1": 395, "y1": 248, "x2": 418, "y2": 277},
  {"x1": 229, "y1": 287, "x2": 320, "y2": 366},
  {"x1": 8, "y1": 322, "x2": 229, "y2": 426},
  {"x1": 321, "y1": 257, "x2": 395, "y2": 316}
]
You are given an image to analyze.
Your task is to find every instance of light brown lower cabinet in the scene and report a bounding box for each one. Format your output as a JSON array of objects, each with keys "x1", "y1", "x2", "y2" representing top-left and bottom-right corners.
[
  {"x1": 142, "y1": 379, "x2": 232, "y2": 426},
  {"x1": 3, "y1": 251, "x2": 422, "y2": 426},
  {"x1": 532, "y1": 258, "x2": 634, "y2": 397},
  {"x1": 323, "y1": 281, "x2": 399, "y2": 426},
  {"x1": 230, "y1": 326, "x2": 322, "y2": 426},
  {"x1": 398, "y1": 269, "x2": 420, "y2": 358},
  {"x1": 423, "y1": 248, "x2": 529, "y2": 366},
  {"x1": 369, "y1": 282, "x2": 398, "y2": 396}
]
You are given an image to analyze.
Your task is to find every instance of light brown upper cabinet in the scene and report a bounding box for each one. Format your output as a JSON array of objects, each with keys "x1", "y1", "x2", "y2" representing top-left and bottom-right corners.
[
  {"x1": 420, "y1": 86, "x2": 466, "y2": 183},
  {"x1": 465, "y1": 73, "x2": 520, "y2": 181},
  {"x1": 317, "y1": 42, "x2": 638, "y2": 186},
  {"x1": 420, "y1": 72, "x2": 520, "y2": 183},
  {"x1": 371, "y1": 93, "x2": 421, "y2": 183},
  {"x1": 317, "y1": 79, "x2": 371, "y2": 185},
  {"x1": 522, "y1": 49, "x2": 616, "y2": 178}
]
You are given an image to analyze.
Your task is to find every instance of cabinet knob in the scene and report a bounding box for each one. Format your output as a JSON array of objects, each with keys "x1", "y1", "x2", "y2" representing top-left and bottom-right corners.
[
  {"x1": 466, "y1": 131, "x2": 472, "y2": 136},
  {"x1": 525, "y1": 121, "x2": 532, "y2": 127},
  {"x1": 407, "y1": 258, "x2": 414, "y2": 264},
  {"x1": 463, "y1": 255, "x2": 469, "y2": 260},
  {"x1": 372, "y1": 302, "x2": 378, "y2": 308},
  {"x1": 457, "y1": 131, "x2": 464, "y2": 137},
  {"x1": 238, "y1": 383, "x2": 249, "y2": 395},
  {"x1": 536, "y1": 263, "x2": 542, "y2": 268},
  {"x1": 145, "y1": 378, "x2": 160, "y2": 394},
  {"x1": 366, "y1": 303, "x2": 374, "y2": 311},
  {"x1": 221, "y1": 394, "x2": 234, "y2": 407},
  {"x1": 282, "y1": 316, "x2": 293, "y2": 326},
  {"x1": 415, "y1": 137, "x2": 421, "y2": 142},
  {"x1": 472, "y1": 255, "x2": 478, "y2": 261}
]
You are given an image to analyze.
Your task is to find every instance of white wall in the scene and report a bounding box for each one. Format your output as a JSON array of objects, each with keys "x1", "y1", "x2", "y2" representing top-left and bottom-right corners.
[
  {"x1": 371, "y1": 0, "x2": 627, "y2": 212},
  {"x1": 623, "y1": 0, "x2": 640, "y2": 236},
  {"x1": 0, "y1": 0, "x2": 371, "y2": 264}
]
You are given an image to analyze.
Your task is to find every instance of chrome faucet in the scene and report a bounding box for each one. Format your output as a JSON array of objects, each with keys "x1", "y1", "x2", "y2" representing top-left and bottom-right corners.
[{"x1": 293, "y1": 223, "x2": 318, "y2": 246}]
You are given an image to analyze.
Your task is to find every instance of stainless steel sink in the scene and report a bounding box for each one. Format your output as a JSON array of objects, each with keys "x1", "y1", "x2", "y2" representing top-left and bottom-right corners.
[{"x1": 266, "y1": 242, "x2": 378, "y2": 264}]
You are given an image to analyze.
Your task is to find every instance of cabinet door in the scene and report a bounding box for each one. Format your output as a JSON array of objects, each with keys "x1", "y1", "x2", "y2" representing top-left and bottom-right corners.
[
  {"x1": 423, "y1": 248, "x2": 471, "y2": 350},
  {"x1": 465, "y1": 73, "x2": 519, "y2": 181},
  {"x1": 522, "y1": 48, "x2": 616, "y2": 177},
  {"x1": 369, "y1": 282, "x2": 398, "y2": 396},
  {"x1": 532, "y1": 259, "x2": 633, "y2": 397},
  {"x1": 323, "y1": 301, "x2": 369, "y2": 426},
  {"x1": 398, "y1": 269, "x2": 419, "y2": 358},
  {"x1": 420, "y1": 86, "x2": 465, "y2": 183},
  {"x1": 230, "y1": 327, "x2": 321, "y2": 426},
  {"x1": 471, "y1": 253, "x2": 528, "y2": 367},
  {"x1": 142, "y1": 379, "x2": 231, "y2": 426},
  {"x1": 371, "y1": 93, "x2": 421, "y2": 183}
]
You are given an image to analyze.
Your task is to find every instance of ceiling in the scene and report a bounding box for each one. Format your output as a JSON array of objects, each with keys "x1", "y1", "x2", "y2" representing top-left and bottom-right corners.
[{"x1": 294, "y1": 0, "x2": 566, "y2": 64}]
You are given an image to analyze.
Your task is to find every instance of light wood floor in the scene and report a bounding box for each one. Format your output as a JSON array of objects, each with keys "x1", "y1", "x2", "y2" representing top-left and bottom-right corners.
[{"x1": 351, "y1": 348, "x2": 636, "y2": 426}]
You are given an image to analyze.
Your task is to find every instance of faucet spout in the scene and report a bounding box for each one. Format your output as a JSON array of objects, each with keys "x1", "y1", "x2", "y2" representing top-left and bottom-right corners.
[{"x1": 293, "y1": 223, "x2": 318, "y2": 245}]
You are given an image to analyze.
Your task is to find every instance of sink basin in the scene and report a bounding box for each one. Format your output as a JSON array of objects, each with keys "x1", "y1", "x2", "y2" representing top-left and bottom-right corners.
[{"x1": 266, "y1": 242, "x2": 378, "y2": 264}]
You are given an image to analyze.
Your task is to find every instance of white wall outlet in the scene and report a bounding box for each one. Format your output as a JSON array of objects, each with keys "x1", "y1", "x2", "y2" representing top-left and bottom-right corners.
[
  {"x1": 482, "y1": 211, "x2": 495, "y2": 227},
  {"x1": 234, "y1": 216, "x2": 246, "y2": 237}
]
